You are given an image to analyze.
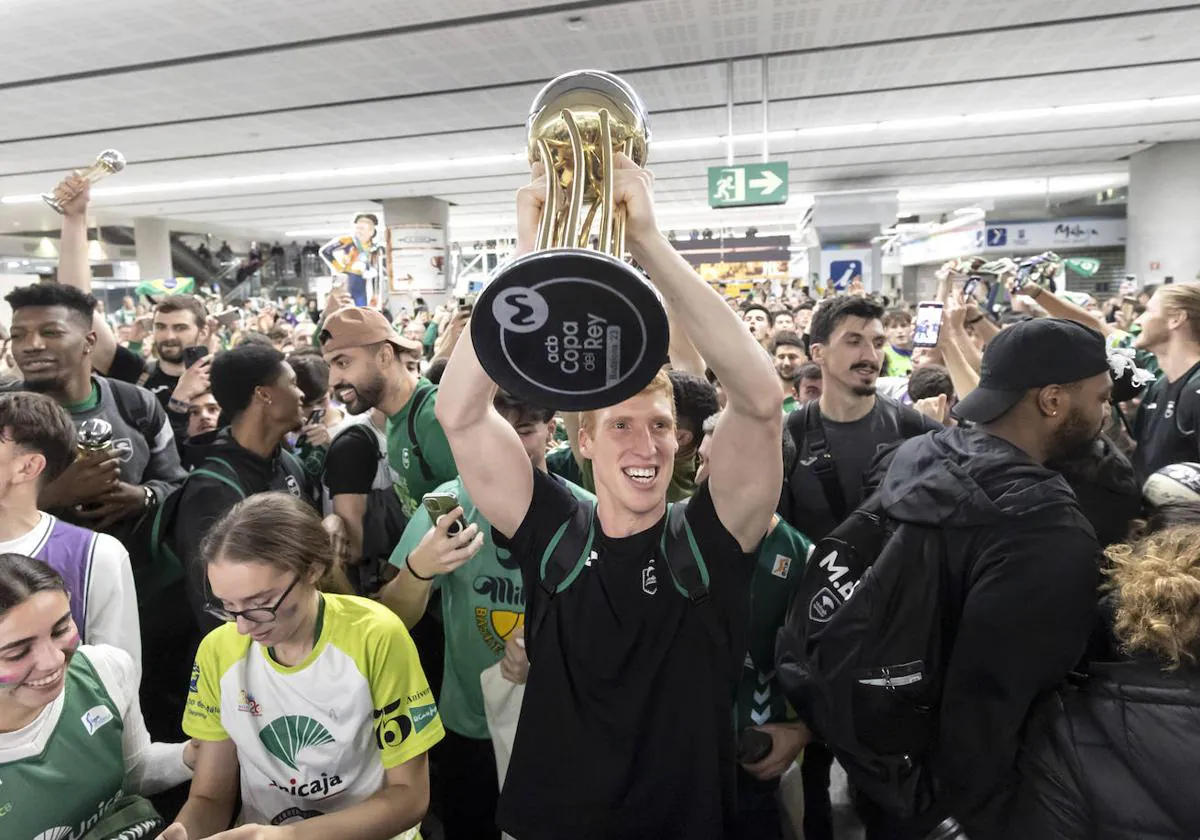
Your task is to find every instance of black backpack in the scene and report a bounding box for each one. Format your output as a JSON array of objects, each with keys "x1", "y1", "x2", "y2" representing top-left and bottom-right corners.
[
  {"x1": 128, "y1": 450, "x2": 306, "y2": 607},
  {"x1": 775, "y1": 493, "x2": 955, "y2": 819}
]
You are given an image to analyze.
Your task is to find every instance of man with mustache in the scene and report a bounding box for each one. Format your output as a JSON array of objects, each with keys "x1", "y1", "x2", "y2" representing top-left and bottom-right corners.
[{"x1": 776, "y1": 295, "x2": 939, "y2": 840}]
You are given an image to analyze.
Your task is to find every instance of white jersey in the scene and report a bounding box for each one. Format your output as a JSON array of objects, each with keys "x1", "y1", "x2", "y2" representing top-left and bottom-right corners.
[{"x1": 184, "y1": 593, "x2": 443, "y2": 828}]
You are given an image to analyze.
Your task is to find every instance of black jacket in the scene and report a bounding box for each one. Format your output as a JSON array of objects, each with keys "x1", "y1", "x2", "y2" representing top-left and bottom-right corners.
[
  {"x1": 173, "y1": 429, "x2": 317, "y2": 628},
  {"x1": 1009, "y1": 661, "x2": 1200, "y2": 839},
  {"x1": 874, "y1": 427, "x2": 1101, "y2": 838}
]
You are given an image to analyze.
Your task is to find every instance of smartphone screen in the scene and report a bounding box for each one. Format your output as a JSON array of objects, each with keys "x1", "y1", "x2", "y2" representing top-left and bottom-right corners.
[{"x1": 913, "y1": 302, "x2": 945, "y2": 348}]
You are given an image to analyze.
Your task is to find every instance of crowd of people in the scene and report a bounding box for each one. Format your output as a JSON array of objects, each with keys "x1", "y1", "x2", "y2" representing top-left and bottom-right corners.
[{"x1": 0, "y1": 158, "x2": 1197, "y2": 840}]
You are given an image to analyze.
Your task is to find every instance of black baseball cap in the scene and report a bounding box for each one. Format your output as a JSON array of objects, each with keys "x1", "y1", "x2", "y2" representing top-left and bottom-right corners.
[{"x1": 952, "y1": 318, "x2": 1109, "y2": 424}]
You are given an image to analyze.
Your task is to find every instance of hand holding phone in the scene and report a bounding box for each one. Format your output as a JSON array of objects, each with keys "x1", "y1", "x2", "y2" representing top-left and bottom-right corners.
[{"x1": 422, "y1": 491, "x2": 465, "y2": 536}]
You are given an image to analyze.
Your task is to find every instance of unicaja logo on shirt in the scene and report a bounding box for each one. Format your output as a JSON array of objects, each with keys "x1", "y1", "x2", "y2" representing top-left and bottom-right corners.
[
  {"x1": 268, "y1": 772, "x2": 345, "y2": 798},
  {"x1": 259, "y1": 715, "x2": 334, "y2": 771}
]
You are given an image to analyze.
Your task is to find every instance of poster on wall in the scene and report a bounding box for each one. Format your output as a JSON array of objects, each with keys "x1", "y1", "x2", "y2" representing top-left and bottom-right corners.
[{"x1": 387, "y1": 224, "x2": 447, "y2": 293}]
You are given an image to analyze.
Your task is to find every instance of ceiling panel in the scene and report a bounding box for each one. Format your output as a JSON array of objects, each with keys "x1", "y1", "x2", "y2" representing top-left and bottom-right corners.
[{"x1": 0, "y1": 0, "x2": 1193, "y2": 239}]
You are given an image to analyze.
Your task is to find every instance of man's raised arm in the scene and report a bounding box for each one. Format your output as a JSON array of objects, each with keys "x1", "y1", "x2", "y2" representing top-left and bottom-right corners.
[
  {"x1": 435, "y1": 331, "x2": 534, "y2": 540},
  {"x1": 614, "y1": 156, "x2": 781, "y2": 551},
  {"x1": 53, "y1": 177, "x2": 119, "y2": 374}
]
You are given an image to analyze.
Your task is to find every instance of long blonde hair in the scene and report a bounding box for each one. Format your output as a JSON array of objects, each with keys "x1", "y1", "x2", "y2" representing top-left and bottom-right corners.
[{"x1": 1155, "y1": 284, "x2": 1200, "y2": 343}]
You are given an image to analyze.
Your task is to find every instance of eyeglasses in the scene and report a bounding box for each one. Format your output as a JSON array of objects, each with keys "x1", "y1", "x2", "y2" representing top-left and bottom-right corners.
[{"x1": 205, "y1": 575, "x2": 300, "y2": 624}]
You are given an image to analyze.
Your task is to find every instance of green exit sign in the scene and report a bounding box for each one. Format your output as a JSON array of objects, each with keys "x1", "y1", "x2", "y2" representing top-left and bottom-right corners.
[{"x1": 707, "y1": 162, "x2": 789, "y2": 208}]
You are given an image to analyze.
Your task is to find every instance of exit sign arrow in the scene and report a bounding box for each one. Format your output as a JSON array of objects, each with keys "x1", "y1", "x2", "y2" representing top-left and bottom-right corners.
[
  {"x1": 749, "y1": 168, "x2": 783, "y2": 195},
  {"x1": 708, "y1": 162, "x2": 789, "y2": 208}
]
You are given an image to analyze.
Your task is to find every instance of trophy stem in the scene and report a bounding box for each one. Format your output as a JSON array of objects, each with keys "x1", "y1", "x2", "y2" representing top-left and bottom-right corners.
[
  {"x1": 535, "y1": 138, "x2": 559, "y2": 251},
  {"x1": 598, "y1": 109, "x2": 616, "y2": 256},
  {"x1": 578, "y1": 200, "x2": 600, "y2": 249},
  {"x1": 612, "y1": 138, "x2": 635, "y2": 257},
  {"x1": 561, "y1": 109, "x2": 587, "y2": 250}
]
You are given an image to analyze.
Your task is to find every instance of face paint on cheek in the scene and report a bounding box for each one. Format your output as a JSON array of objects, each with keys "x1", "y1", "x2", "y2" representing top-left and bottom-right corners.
[{"x1": 0, "y1": 666, "x2": 35, "y2": 686}]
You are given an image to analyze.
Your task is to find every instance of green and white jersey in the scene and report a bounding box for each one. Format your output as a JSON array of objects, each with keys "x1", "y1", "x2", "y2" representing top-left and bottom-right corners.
[
  {"x1": 390, "y1": 475, "x2": 594, "y2": 740},
  {"x1": 184, "y1": 593, "x2": 444, "y2": 828},
  {"x1": 0, "y1": 645, "x2": 152, "y2": 840},
  {"x1": 385, "y1": 380, "x2": 457, "y2": 518},
  {"x1": 737, "y1": 516, "x2": 812, "y2": 731}
]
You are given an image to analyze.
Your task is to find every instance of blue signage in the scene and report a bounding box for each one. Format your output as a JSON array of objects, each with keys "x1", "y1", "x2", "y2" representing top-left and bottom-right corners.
[
  {"x1": 829, "y1": 260, "x2": 863, "y2": 291},
  {"x1": 986, "y1": 227, "x2": 1008, "y2": 247}
]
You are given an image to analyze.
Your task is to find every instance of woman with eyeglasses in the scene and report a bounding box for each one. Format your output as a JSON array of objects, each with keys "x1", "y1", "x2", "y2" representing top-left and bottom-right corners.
[
  {"x1": 0, "y1": 553, "x2": 193, "y2": 839},
  {"x1": 161, "y1": 492, "x2": 442, "y2": 840}
]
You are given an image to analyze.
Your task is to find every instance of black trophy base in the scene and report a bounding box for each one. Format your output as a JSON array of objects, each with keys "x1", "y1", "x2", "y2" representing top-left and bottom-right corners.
[{"x1": 471, "y1": 249, "x2": 670, "y2": 412}]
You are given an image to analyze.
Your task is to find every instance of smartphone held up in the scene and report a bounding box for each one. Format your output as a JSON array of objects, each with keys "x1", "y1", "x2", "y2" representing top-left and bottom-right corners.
[{"x1": 912, "y1": 302, "x2": 944, "y2": 348}]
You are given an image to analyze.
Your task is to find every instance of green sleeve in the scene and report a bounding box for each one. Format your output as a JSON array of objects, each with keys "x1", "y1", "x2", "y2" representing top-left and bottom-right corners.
[
  {"x1": 127, "y1": 340, "x2": 144, "y2": 354},
  {"x1": 422, "y1": 322, "x2": 438, "y2": 352}
]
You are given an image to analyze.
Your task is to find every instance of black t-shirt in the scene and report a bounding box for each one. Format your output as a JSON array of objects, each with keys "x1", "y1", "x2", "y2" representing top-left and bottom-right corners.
[
  {"x1": 495, "y1": 469, "x2": 753, "y2": 840},
  {"x1": 781, "y1": 395, "x2": 940, "y2": 541},
  {"x1": 323, "y1": 425, "x2": 380, "y2": 496},
  {"x1": 1132, "y1": 361, "x2": 1200, "y2": 481},
  {"x1": 142, "y1": 364, "x2": 179, "y2": 410}
]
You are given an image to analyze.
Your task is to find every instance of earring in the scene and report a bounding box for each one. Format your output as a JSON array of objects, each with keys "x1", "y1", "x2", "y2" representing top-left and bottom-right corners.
[{"x1": 1051, "y1": 411, "x2": 1058, "y2": 416}]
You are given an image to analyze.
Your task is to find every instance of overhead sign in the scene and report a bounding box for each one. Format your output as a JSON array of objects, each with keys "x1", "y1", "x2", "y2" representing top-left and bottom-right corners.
[
  {"x1": 708, "y1": 162, "x2": 789, "y2": 208},
  {"x1": 900, "y1": 222, "x2": 985, "y2": 267},
  {"x1": 982, "y1": 219, "x2": 1126, "y2": 253}
]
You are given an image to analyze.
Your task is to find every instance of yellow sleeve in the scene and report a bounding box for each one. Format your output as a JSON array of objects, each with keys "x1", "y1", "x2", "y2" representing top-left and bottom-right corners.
[
  {"x1": 182, "y1": 628, "x2": 231, "y2": 741},
  {"x1": 361, "y1": 605, "x2": 445, "y2": 769}
]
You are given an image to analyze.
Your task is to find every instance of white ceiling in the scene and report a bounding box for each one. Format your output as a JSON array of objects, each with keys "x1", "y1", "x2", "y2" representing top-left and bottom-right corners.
[{"x1": 1, "y1": 0, "x2": 1198, "y2": 241}]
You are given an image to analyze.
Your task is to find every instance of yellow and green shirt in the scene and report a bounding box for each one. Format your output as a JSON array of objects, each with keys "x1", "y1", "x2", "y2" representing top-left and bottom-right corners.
[{"x1": 184, "y1": 593, "x2": 443, "y2": 829}]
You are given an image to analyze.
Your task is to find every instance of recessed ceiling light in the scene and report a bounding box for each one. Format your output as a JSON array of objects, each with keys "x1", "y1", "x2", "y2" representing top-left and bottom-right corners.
[{"x1": 566, "y1": 14, "x2": 587, "y2": 31}]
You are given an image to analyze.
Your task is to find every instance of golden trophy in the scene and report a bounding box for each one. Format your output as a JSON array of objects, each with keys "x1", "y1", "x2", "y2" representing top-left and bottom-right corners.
[
  {"x1": 42, "y1": 149, "x2": 125, "y2": 214},
  {"x1": 472, "y1": 70, "x2": 669, "y2": 411}
]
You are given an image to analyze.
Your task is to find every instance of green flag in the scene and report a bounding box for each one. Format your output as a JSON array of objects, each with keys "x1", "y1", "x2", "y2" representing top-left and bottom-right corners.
[
  {"x1": 1064, "y1": 257, "x2": 1101, "y2": 277},
  {"x1": 136, "y1": 276, "x2": 195, "y2": 299}
]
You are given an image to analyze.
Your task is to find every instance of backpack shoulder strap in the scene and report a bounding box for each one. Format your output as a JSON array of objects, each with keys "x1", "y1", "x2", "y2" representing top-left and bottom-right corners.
[
  {"x1": 538, "y1": 499, "x2": 595, "y2": 596},
  {"x1": 801, "y1": 401, "x2": 847, "y2": 522},
  {"x1": 525, "y1": 499, "x2": 595, "y2": 659},
  {"x1": 660, "y1": 501, "x2": 710, "y2": 604},
  {"x1": 406, "y1": 385, "x2": 435, "y2": 482},
  {"x1": 192, "y1": 457, "x2": 246, "y2": 498},
  {"x1": 106, "y1": 378, "x2": 156, "y2": 447}
]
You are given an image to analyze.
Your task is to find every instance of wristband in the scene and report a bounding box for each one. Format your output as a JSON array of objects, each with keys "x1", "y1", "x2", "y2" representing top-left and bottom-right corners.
[
  {"x1": 168, "y1": 397, "x2": 191, "y2": 413},
  {"x1": 406, "y1": 559, "x2": 435, "y2": 582}
]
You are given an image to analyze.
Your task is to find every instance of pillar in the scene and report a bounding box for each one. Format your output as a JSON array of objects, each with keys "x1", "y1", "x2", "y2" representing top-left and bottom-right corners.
[
  {"x1": 380, "y1": 197, "x2": 451, "y2": 310},
  {"x1": 1127, "y1": 142, "x2": 1200, "y2": 287},
  {"x1": 133, "y1": 217, "x2": 173, "y2": 283}
]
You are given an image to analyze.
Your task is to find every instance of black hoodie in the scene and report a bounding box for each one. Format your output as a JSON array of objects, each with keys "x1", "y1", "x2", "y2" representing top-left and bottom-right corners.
[
  {"x1": 1009, "y1": 660, "x2": 1200, "y2": 838},
  {"x1": 874, "y1": 427, "x2": 1101, "y2": 839},
  {"x1": 172, "y1": 428, "x2": 318, "y2": 628}
]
